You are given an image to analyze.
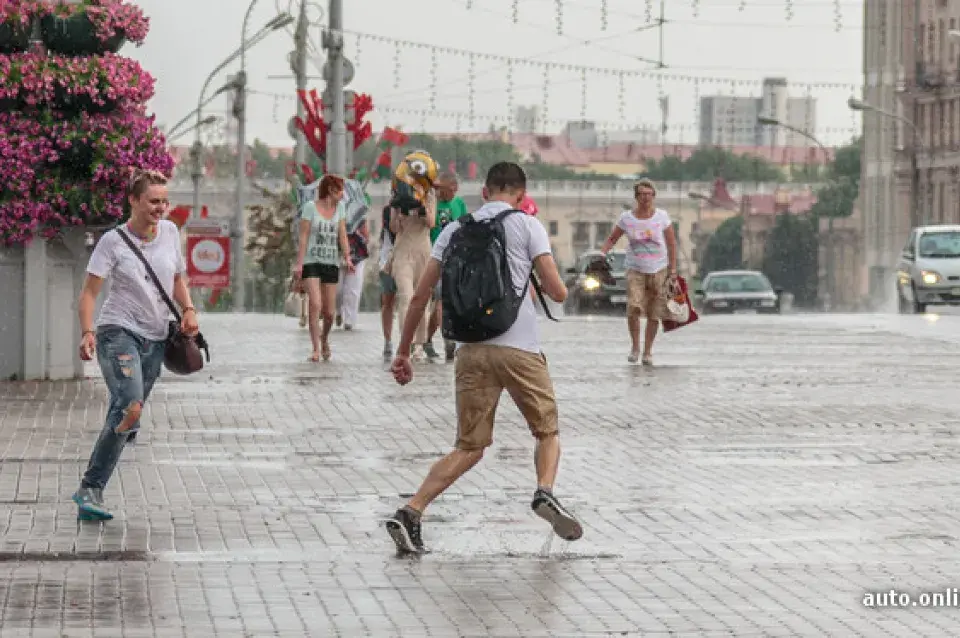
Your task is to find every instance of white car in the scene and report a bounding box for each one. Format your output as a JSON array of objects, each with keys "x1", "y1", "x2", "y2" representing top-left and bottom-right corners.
[
  {"x1": 896, "y1": 224, "x2": 960, "y2": 314},
  {"x1": 694, "y1": 270, "x2": 782, "y2": 314}
]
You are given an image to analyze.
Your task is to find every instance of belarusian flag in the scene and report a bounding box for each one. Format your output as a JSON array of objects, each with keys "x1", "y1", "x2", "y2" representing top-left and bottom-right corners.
[{"x1": 359, "y1": 126, "x2": 409, "y2": 186}]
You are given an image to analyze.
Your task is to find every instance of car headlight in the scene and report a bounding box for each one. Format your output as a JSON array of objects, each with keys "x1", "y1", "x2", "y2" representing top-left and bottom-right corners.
[
  {"x1": 581, "y1": 276, "x2": 600, "y2": 291},
  {"x1": 921, "y1": 270, "x2": 942, "y2": 285}
]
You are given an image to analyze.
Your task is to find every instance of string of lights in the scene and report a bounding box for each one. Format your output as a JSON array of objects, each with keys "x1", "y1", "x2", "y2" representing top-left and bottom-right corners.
[
  {"x1": 339, "y1": 29, "x2": 860, "y2": 92},
  {"x1": 246, "y1": 88, "x2": 862, "y2": 144}
]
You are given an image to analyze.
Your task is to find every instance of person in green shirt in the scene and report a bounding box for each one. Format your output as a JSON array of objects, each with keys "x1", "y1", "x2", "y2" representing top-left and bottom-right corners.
[{"x1": 425, "y1": 172, "x2": 468, "y2": 361}]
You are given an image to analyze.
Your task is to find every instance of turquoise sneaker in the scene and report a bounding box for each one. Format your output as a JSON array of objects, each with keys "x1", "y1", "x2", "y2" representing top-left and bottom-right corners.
[{"x1": 72, "y1": 487, "x2": 114, "y2": 521}]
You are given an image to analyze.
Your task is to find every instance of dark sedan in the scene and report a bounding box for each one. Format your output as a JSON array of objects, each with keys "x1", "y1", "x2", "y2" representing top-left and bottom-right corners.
[
  {"x1": 564, "y1": 250, "x2": 628, "y2": 313},
  {"x1": 694, "y1": 270, "x2": 783, "y2": 314}
]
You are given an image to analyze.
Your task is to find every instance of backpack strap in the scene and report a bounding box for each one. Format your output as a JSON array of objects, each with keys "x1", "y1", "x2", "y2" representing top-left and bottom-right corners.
[{"x1": 466, "y1": 207, "x2": 560, "y2": 322}]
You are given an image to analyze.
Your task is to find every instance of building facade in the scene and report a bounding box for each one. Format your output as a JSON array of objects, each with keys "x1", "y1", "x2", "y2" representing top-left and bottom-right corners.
[
  {"x1": 699, "y1": 77, "x2": 818, "y2": 148},
  {"x1": 859, "y1": 0, "x2": 906, "y2": 304}
]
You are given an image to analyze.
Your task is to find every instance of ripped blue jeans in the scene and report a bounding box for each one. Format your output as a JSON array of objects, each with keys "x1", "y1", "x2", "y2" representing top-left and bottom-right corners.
[{"x1": 80, "y1": 325, "x2": 165, "y2": 490}]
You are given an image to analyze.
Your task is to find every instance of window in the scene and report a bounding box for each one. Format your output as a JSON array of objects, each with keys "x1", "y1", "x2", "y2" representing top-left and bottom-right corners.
[
  {"x1": 548, "y1": 220, "x2": 559, "y2": 236},
  {"x1": 704, "y1": 273, "x2": 773, "y2": 293},
  {"x1": 594, "y1": 222, "x2": 612, "y2": 247},
  {"x1": 903, "y1": 230, "x2": 918, "y2": 258},
  {"x1": 919, "y1": 230, "x2": 960, "y2": 257},
  {"x1": 573, "y1": 222, "x2": 589, "y2": 243}
]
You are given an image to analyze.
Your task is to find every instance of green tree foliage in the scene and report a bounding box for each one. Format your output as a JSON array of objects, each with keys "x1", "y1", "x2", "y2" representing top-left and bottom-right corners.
[
  {"x1": 808, "y1": 137, "x2": 861, "y2": 221},
  {"x1": 642, "y1": 147, "x2": 785, "y2": 182},
  {"x1": 762, "y1": 213, "x2": 819, "y2": 307},
  {"x1": 700, "y1": 215, "x2": 744, "y2": 276},
  {"x1": 249, "y1": 140, "x2": 292, "y2": 178}
]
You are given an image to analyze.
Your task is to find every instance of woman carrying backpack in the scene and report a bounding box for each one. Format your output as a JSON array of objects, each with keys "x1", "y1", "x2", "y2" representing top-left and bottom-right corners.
[{"x1": 292, "y1": 175, "x2": 355, "y2": 362}]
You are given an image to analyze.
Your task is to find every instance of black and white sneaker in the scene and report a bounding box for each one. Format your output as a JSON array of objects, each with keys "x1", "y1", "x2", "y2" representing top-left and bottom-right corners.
[
  {"x1": 531, "y1": 488, "x2": 583, "y2": 541},
  {"x1": 385, "y1": 508, "x2": 427, "y2": 554}
]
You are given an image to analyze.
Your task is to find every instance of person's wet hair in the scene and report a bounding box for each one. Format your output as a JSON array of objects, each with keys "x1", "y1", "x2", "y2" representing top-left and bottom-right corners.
[{"x1": 485, "y1": 162, "x2": 526, "y2": 194}]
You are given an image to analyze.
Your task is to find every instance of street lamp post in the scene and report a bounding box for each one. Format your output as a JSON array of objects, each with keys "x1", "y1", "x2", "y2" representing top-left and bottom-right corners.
[
  {"x1": 232, "y1": 8, "x2": 295, "y2": 311},
  {"x1": 757, "y1": 115, "x2": 835, "y2": 308},
  {"x1": 847, "y1": 97, "x2": 923, "y2": 228}
]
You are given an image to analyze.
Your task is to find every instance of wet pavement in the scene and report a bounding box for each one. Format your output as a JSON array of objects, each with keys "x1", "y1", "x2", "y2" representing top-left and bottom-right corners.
[{"x1": 2, "y1": 310, "x2": 960, "y2": 636}]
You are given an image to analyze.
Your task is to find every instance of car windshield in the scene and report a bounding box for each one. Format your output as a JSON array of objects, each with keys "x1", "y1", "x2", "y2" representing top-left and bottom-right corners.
[
  {"x1": 579, "y1": 253, "x2": 625, "y2": 272},
  {"x1": 705, "y1": 273, "x2": 772, "y2": 293},
  {"x1": 918, "y1": 231, "x2": 960, "y2": 258}
]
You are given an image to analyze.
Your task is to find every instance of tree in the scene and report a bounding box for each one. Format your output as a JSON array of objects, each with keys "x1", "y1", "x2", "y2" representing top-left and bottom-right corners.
[
  {"x1": 808, "y1": 137, "x2": 861, "y2": 222},
  {"x1": 700, "y1": 215, "x2": 744, "y2": 276},
  {"x1": 762, "y1": 213, "x2": 819, "y2": 307},
  {"x1": 642, "y1": 147, "x2": 785, "y2": 183},
  {"x1": 249, "y1": 139, "x2": 292, "y2": 179}
]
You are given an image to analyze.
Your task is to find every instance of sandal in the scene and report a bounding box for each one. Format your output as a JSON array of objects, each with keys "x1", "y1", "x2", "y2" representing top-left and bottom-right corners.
[
  {"x1": 321, "y1": 342, "x2": 331, "y2": 361},
  {"x1": 308, "y1": 352, "x2": 320, "y2": 363}
]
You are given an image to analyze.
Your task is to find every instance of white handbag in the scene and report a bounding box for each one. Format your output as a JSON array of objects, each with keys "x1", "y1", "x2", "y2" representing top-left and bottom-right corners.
[{"x1": 284, "y1": 292, "x2": 302, "y2": 318}]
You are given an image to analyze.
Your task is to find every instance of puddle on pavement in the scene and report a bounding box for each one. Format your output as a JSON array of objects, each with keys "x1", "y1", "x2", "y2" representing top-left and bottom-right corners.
[{"x1": 297, "y1": 451, "x2": 442, "y2": 468}]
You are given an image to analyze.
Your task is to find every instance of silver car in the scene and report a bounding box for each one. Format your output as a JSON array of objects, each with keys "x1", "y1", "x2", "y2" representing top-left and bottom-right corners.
[
  {"x1": 896, "y1": 224, "x2": 960, "y2": 313},
  {"x1": 694, "y1": 270, "x2": 782, "y2": 314}
]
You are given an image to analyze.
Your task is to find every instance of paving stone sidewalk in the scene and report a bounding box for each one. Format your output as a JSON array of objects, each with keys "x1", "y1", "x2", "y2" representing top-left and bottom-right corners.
[{"x1": 1, "y1": 311, "x2": 960, "y2": 636}]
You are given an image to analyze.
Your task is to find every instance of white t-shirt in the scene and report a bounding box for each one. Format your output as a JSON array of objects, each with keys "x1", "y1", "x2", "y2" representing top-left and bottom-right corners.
[
  {"x1": 87, "y1": 220, "x2": 186, "y2": 341},
  {"x1": 431, "y1": 201, "x2": 552, "y2": 355},
  {"x1": 617, "y1": 208, "x2": 671, "y2": 274}
]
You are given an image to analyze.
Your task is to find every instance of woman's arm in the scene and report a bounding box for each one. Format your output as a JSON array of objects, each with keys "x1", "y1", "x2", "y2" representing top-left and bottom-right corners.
[
  {"x1": 600, "y1": 227, "x2": 625, "y2": 255},
  {"x1": 294, "y1": 219, "x2": 310, "y2": 272},
  {"x1": 664, "y1": 223, "x2": 678, "y2": 274},
  {"x1": 78, "y1": 274, "x2": 105, "y2": 335},
  {"x1": 424, "y1": 191, "x2": 437, "y2": 229},
  {"x1": 389, "y1": 207, "x2": 402, "y2": 236},
  {"x1": 338, "y1": 219, "x2": 353, "y2": 268}
]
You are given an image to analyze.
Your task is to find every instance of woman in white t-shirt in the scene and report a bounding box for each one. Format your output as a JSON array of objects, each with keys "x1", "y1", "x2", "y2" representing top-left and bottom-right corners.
[
  {"x1": 600, "y1": 178, "x2": 677, "y2": 366},
  {"x1": 72, "y1": 169, "x2": 200, "y2": 521}
]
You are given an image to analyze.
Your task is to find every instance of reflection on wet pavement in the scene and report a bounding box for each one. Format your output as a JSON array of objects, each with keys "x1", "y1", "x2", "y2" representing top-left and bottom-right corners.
[{"x1": 2, "y1": 312, "x2": 960, "y2": 634}]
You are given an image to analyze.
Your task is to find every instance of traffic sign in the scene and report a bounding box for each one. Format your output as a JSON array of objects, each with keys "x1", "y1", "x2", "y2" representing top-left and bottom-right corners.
[{"x1": 186, "y1": 236, "x2": 230, "y2": 289}]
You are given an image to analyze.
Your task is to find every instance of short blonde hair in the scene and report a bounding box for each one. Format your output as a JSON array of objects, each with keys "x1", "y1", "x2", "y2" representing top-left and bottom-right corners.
[
  {"x1": 127, "y1": 168, "x2": 168, "y2": 199},
  {"x1": 633, "y1": 178, "x2": 657, "y2": 196}
]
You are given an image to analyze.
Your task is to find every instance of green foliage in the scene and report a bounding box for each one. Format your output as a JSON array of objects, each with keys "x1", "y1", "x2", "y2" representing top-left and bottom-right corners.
[
  {"x1": 700, "y1": 215, "x2": 744, "y2": 276},
  {"x1": 397, "y1": 133, "x2": 620, "y2": 181},
  {"x1": 642, "y1": 147, "x2": 784, "y2": 182},
  {"x1": 808, "y1": 137, "x2": 861, "y2": 221},
  {"x1": 762, "y1": 213, "x2": 819, "y2": 307},
  {"x1": 249, "y1": 140, "x2": 292, "y2": 178}
]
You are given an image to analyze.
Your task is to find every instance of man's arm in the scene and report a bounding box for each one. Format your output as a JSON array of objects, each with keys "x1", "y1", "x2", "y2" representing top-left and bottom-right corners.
[
  {"x1": 396, "y1": 259, "x2": 441, "y2": 357},
  {"x1": 533, "y1": 254, "x2": 567, "y2": 303}
]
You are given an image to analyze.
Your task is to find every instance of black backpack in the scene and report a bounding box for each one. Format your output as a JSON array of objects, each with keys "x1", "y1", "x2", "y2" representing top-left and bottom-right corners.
[{"x1": 441, "y1": 209, "x2": 557, "y2": 343}]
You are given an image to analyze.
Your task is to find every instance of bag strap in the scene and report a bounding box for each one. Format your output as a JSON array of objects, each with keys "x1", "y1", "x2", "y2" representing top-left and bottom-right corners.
[
  {"x1": 116, "y1": 227, "x2": 182, "y2": 323},
  {"x1": 529, "y1": 272, "x2": 559, "y2": 322}
]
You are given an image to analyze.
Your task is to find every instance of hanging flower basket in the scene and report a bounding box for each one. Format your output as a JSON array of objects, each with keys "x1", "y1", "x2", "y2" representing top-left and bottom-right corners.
[
  {"x1": 40, "y1": 13, "x2": 124, "y2": 55},
  {"x1": 52, "y1": 84, "x2": 117, "y2": 114},
  {"x1": 0, "y1": 22, "x2": 30, "y2": 54}
]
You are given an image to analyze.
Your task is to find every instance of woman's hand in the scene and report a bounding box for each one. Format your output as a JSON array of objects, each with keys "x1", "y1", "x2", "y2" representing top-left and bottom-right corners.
[
  {"x1": 181, "y1": 308, "x2": 199, "y2": 337},
  {"x1": 346, "y1": 258, "x2": 356, "y2": 274},
  {"x1": 79, "y1": 331, "x2": 96, "y2": 361}
]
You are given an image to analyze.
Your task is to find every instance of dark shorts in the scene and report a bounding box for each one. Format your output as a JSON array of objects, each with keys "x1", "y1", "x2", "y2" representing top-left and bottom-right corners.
[
  {"x1": 379, "y1": 271, "x2": 397, "y2": 295},
  {"x1": 303, "y1": 263, "x2": 339, "y2": 284}
]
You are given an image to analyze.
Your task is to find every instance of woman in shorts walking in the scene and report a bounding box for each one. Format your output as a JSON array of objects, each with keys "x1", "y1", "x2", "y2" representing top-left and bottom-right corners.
[{"x1": 292, "y1": 175, "x2": 354, "y2": 361}]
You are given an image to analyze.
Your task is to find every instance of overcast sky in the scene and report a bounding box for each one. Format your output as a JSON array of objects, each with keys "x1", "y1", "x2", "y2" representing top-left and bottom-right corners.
[{"x1": 127, "y1": 0, "x2": 865, "y2": 148}]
